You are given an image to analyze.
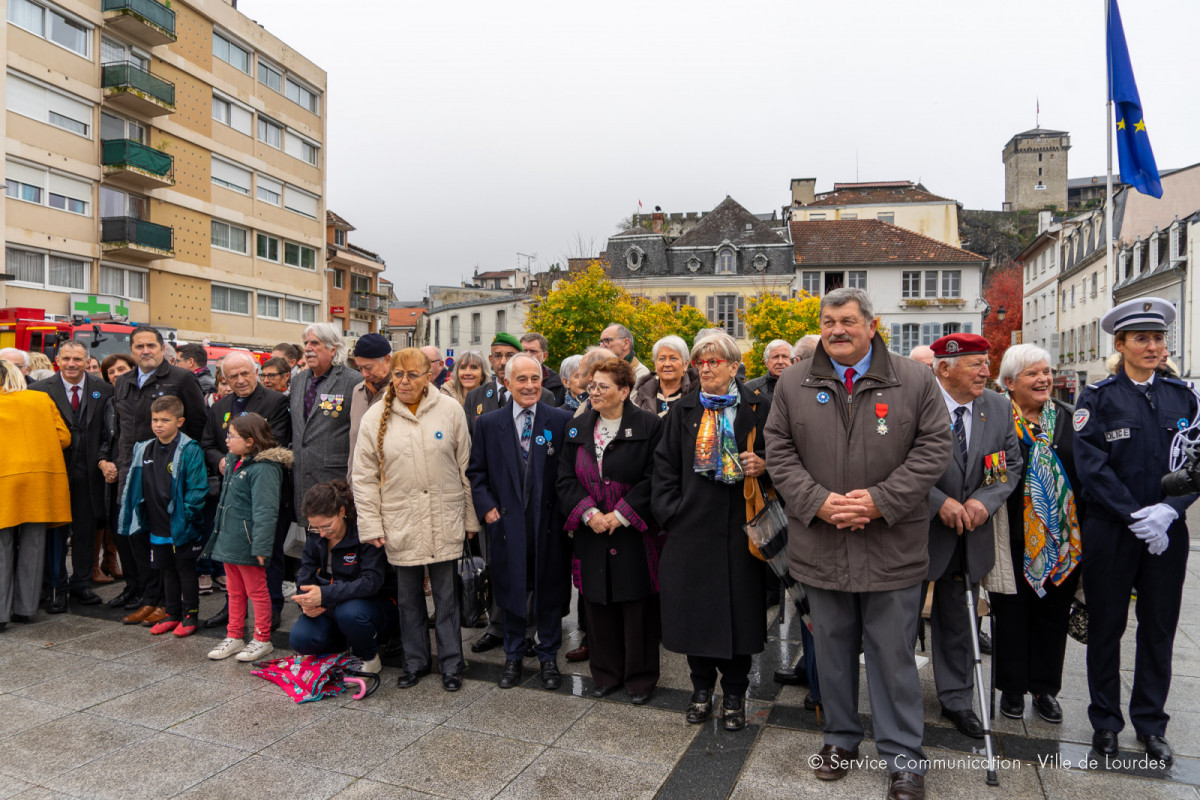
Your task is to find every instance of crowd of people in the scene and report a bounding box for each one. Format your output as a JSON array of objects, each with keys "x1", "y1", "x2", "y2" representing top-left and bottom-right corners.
[{"x1": 0, "y1": 290, "x2": 1193, "y2": 800}]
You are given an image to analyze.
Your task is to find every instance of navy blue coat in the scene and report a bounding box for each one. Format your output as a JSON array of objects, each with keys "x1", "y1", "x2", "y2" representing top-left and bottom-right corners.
[
  {"x1": 467, "y1": 400, "x2": 573, "y2": 617},
  {"x1": 295, "y1": 520, "x2": 394, "y2": 610}
]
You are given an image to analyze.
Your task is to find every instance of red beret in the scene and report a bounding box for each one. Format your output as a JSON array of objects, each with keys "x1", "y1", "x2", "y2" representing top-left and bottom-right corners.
[{"x1": 930, "y1": 333, "x2": 989, "y2": 358}]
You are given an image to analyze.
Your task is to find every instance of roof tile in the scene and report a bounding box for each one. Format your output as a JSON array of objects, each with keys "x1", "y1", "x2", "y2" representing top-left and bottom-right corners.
[{"x1": 789, "y1": 219, "x2": 985, "y2": 265}]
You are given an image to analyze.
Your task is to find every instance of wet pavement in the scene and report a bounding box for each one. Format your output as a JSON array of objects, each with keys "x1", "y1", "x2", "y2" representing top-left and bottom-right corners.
[{"x1": 1, "y1": 557, "x2": 1198, "y2": 800}]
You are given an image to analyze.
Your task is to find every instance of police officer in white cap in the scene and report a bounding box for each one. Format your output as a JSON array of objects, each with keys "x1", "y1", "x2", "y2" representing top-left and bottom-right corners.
[{"x1": 1073, "y1": 297, "x2": 1196, "y2": 764}]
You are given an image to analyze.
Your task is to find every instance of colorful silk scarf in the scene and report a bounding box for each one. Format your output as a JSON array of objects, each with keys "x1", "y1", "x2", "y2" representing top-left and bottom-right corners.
[
  {"x1": 1011, "y1": 400, "x2": 1081, "y2": 597},
  {"x1": 695, "y1": 390, "x2": 743, "y2": 484}
]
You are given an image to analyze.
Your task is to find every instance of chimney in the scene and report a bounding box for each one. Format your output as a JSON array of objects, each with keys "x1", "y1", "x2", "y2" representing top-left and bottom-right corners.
[
  {"x1": 791, "y1": 178, "x2": 816, "y2": 206},
  {"x1": 652, "y1": 211, "x2": 664, "y2": 233}
]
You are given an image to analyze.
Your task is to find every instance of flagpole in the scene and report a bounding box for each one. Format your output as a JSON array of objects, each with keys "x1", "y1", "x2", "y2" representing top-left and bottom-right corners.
[{"x1": 1105, "y1": 0, "x2": 1115, "y2": 293}]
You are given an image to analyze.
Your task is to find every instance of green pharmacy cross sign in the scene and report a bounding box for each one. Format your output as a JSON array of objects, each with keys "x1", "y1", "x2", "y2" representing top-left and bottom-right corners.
[{"x1": 72, "y1": 295, "x2": 130, "y2": 317}]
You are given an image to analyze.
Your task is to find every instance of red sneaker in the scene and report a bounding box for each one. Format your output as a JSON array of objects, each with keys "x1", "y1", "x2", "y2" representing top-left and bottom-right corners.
[
  {"x1": 149, "y1": 617, "x2": 181, "y2": 635},
  {"x1": 173, "y1": 615, "x2": 198, "y2": 637}
]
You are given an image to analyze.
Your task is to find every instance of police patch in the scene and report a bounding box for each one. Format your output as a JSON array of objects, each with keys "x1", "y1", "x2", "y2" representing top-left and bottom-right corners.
[
  {"x1": 1105, "y1": 428, "x2": 1131, "y2": 442},
  {"x1": 1073, "y1": 409, "x2": 1090, "y2": 431}
]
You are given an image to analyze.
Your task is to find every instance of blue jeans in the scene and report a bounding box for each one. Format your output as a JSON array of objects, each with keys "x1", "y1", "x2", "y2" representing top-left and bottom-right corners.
[{"x1": 289, "y1": 596, "x2": 394, "y2": 660}]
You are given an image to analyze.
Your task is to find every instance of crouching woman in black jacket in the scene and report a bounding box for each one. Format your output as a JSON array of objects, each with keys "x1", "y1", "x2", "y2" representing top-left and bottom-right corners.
[{"x1": 290, "y1": 481, "x2": 396, "y2": 673}]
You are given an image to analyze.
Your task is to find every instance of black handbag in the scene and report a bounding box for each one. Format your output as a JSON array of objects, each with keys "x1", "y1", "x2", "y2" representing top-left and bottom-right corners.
[
  {"x1": 1067, "y1": 597, "x2": 1088, "y2": 644},
  {"x1": 455, "y1": 540, "x2": 491, "y2": 628}
]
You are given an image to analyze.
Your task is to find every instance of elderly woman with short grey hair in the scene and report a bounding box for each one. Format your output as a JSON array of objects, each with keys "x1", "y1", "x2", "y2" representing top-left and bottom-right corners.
[
  {"x1": 558, "y1": 355, "x2": 586, "y2": 410},
  {"x1": 987, "y1": 343, "x2": 1083, "y2": 725},
  {"x1": 633, "y1": 335, "x2": 695, "y2": 417},
  {"x1": 652, "y1": 331, "x2": 769, "y2": 732}
]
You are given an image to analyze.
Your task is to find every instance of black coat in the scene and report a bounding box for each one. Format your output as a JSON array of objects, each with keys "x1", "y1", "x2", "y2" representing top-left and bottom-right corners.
[
  {"x1": 557, "y1": 400, "x2": 663, "y2": 604},
  {"x1": 652, "y1": 382, "x2": 770, "y2": 659},
  {"x1": 29, "y1": 373, "x2": 113, "y2": 511},
  {"x1": 543, "y1": 366, "x2": 565, "y2": 406},
  {"x1": 201, "y1": 384, "x2": 292, "y2": 474},
  {"x1": 112, "y1": 360, "x2": 206, "y2": 483}
]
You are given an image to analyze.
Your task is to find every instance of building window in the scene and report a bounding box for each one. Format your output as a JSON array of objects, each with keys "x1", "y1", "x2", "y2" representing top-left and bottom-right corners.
[
  {"x1": 212, "y1": 31, "x2": 251, "y2": 73},
  {"x1": 924, "y1": 270, "x2": 938, "y2": 298},
  {"x1": 666, "y1": 294, "x2": 696, "y2": 311},
  {"x1": 255, "y1": 233, "x2": 279, "y2": 262},
  {"x1": 351, "y1": 274, "x2": 370, "y2": 293},
  {"x1": 211, "y1": 284, "x2": 250, "y2": 315},
  {"x1": 470, "y1": 313, "x2": 481, "y2": 344},
  {"x1": 893, "y1": 323, "x2": 919, "y2": 354},
  {"x1": 257, "y1": 117, "x2": 283, "y2": 149},
  {"x1": 901, "y1": 271, "x2": 920, "y2": 299},
  {"x1": 257, "y1": 60, "x2": 282, "y2": 93},
  {"x1": 283, "y1": 242, "x2": 315, "y2": 270},
  {"x1": 6, "y1": 72, "x2": 92, "y2": 137},
  {"x1": 847, "y1": 271, "x2": 866, "y2": 289},
  {"x1": 877, "y1": 212, "x2": 895, "y2": 224},
  {"x1": 625, "y1": 247, "x2": 643, "y2": 271},
  {"x1": 334, "y1": 229, "x2": 346, "y2": 246},
  {"x1": 332, "y1": 269, "x2": 344, "y2": 289},
  {"x1": 802, "y1": 271, "x2": 821, "y2": 296},
  {"x1": 8, "y1": 0, "x2": 91, "y2": 58},
  {"x1": 496, "y1": 309, "x2": 506, "y2": 333},
  {"x1": 100, "y1": 111, "x2": 144, "y2": 144},
  {"x1": 256, "y1": 175, "x2": 282, "y2": 206},
  {"x1": 285, "y1": 77, "x2": 320, "y2": 114},
  {"x1": 257, "y1": 293, "x2": 282, "y2": 319},
  {"x1": 99, "y1": 264, "x2": 145, "y2": 300},
  {"x1": 941, "y1": 270, "x2": 961, "y2": 298},
  {"x1": 450, "y1": 315, "x2": 460, "y2": 345},
  {"x1": 434, "y1": 319, "x2": 441, "y2": 348},
  {"x1": 211, "y1": 92, "x2": 253, "y2": 136},
  {"x1": 211, "y1": 156, "x2": 251, "y2": 195},
  {"x1": 5, "y1": 177, "x2": 41, "y2": 203},
  {"x1": 283, "y1": 184, "x2": 319, "y2": 218},
  {"x1": 752, "y1": 253, "x2": 769, "y2": 272},
  {"x1": 942, "y1": 322, "x2": 963, "y2": 337},
  {"x1": 715, "y1": 248, "x2": 736, "y2": 275},
  {"x1": 809, "y1": 213, "x2": 826, "y2": 221},
  {"x1": 708, "y1": 294, "x2": 745, "y2": 338},
  {"x1": 284, "y1": 298, "x2": 317, "y2": 323},
  {"x1": 6, "y1": 247, "x2": 86, "y2": 290},
  {"x1": 211, "y1": 220, "x2": 248, "y2": 254},
  {"x1": 841, "y1": 212, "x2": 857, "y2": 220},
  {"x1": 99, "y1": 185, "x2": 147, "y2": 219}
]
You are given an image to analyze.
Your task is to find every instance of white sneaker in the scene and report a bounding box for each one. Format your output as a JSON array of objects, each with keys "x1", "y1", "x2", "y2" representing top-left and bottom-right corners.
[
  {"x1": 198, "y1": 575, "x2": 213, "y2": 596},
  {"x1": 359, "y1": 655, "x2": 382, "y2": 674},
  {"x1": 236, "y1": 638, "x2": 274, "y2": 662},
  {"x1": 208, "y1": 637, "x2": 244, "y2": 660}
]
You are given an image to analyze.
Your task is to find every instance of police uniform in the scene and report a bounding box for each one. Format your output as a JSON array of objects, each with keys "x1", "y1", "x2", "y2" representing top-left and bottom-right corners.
[{"x1": 1073, "y1": 297, "x2": 1196, "y2": 762}]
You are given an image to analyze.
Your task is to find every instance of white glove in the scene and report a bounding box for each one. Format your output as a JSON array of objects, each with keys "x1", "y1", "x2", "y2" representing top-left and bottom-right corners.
[{"x1": 1130, "y1": 504, "x2": 1176, "y2": 555}]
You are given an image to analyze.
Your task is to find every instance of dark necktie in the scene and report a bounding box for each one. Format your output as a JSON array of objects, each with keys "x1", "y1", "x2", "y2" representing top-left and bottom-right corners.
[
  {"x1": 498, "y1": 384, "x2": 508, "y2": 406},
  {"x1": 953, "y1": 406, "x2": 968, "y2": 465},
  {"x1": 303, "y1": 374, "x2": 324, "y2": 419},
  {"x1": 519, "y1": 409, "x2": 533, "y2": 461},
  {"x1": 843, "y1": 367, "x2": 856, "y2": 396},
  {"x1": 70, "y1": 385, "x2": 80, "y2": 413}
]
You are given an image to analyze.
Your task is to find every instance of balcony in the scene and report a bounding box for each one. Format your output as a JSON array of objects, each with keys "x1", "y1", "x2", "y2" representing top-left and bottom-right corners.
[
  {"x1": 102, "y1": 0, "x2": 176, "y2": 47},
  {"x1": 101, "y1": 61, "x2": 175, "y2": 117},
  {"x1": 350, "y1": 291, "x2": 388, "y2": 315},
  {"x1": 101, "y1": 216, "x2": 173, "y2": 260},
  {"x1": 101, "y1": 139, "x2": 174, "y2": 190}
]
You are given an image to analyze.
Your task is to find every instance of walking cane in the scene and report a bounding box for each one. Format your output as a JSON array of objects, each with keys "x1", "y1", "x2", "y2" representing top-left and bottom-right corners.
[{"x1": 962, "y1": 548, "x2": 999, "y2": 786}]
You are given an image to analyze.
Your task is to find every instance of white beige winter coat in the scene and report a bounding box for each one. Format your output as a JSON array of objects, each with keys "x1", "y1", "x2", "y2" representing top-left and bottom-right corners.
[{"x1": 351, "y1": 386, "x2": 479, "y2": 567}]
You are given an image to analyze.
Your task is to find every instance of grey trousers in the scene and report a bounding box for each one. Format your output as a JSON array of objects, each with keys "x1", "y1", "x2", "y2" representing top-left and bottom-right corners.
[
  {"x1": 1, "y1": 524, "x2": 47, "y2": 622},
  {"x1": 805, "y1": 582, "x2": 927, "y2": 776},
  {"x1": 396, "y1": 560, "x2": 464, "y2": 675},
  {"x1": 930, "y1": 566, "x2": 978, "y2": 711}
]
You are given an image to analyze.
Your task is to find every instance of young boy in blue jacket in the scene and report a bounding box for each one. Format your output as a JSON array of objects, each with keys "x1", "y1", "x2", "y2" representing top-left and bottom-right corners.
[{"x1": 118, "y1": 395, "x2": 208, "y2": 636}]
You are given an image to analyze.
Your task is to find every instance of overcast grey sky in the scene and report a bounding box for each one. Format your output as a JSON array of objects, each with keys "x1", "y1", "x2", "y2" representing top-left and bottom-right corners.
[{"x1": 239, "y1": 0, "x2": 1200, "y2": 300}]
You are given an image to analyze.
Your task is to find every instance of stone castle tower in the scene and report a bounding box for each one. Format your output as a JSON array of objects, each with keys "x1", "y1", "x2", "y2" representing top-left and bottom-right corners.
[{"x1": 1002, "y1": 128, "x2": 1070, "y2": 211}]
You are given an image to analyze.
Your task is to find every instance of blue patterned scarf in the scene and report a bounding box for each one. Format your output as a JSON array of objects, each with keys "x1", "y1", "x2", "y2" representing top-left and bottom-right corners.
[{"x1": 695, "y1": 389, "x2": 743, "y2": 484}]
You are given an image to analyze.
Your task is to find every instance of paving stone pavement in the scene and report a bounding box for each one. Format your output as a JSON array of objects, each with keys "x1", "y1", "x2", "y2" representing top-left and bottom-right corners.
[{"x1": 2, "y1": 562, "x2": 1199, "y2": 800}]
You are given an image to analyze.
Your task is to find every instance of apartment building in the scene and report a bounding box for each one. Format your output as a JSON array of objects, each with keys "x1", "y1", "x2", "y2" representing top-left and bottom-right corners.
[
  {"x1": 326, "y1": 210, "x2": 385, "y2": 343},
  {"x1": 3, "y1": 0, "x2": 326, "y2": 347}
]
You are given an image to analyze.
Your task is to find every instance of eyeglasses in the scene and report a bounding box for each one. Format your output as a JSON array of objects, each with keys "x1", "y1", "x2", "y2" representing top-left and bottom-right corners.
[
  {"x1": 692, "y1": 359, "x2": 729, "y2": 370},
  {"x1": 307, "y1": 522, "x2": 338, "y2": 534},
  {"x1": 587, "y1": 382, "x2": 615, "y2": 394},
  {"x1": 598, "y1": 337, "x2": 622, "y2": 346},
  {"x1": 393, "y1": 369, "x2": 431, "y2": 383},
  {"x1": 262, "y1": 372, "x2": 282, "y2": 379}
]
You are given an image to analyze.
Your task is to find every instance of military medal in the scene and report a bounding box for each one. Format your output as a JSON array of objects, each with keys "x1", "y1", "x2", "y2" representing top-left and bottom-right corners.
[
  {"x1": 983, "y1": 453, "x2": 997, "y2": 486},
  {"x1": 476, "y1": 404, "x2": 483, "y2": 415},
  {"x1": 998, "y1": 450, "x2": 1007, "y2": 482},
  {"x1": 875, "y1": 403, "x2": 888, "y2": 435}
]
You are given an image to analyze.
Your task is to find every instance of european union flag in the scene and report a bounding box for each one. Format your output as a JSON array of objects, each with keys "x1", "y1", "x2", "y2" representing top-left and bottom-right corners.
[{"x1": 1107, "y1": 0, "x2": 1162, "y2": 198}]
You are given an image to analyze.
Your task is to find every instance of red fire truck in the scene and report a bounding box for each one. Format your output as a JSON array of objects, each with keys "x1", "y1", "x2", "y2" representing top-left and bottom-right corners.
[{"x1": 0, "y1": 307, "x2": 140, "y2": 363}]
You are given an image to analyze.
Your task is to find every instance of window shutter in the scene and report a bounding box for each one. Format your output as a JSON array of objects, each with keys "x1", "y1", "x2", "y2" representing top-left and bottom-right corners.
[
  {"x1": 48, "y1": 172, "x2": 90, "y2": 201},
  {"x1": 921, "y1": 322, "x2": 939, "y2": 345},
  {"x1": 964, "y1": 322, "x2": 972, "y2": 334},
  {"x1": 706, "y1": 295, "x2": 716, "y2": 322},
  {"x1": 736, "y1": 295, "x2": 746, "y2": 338},
  {"x1": 688, "y1": 294, "x2": 696, "y2": 308},
  {"x1": 890, "y1": 324, "x2": 901, "y2": 352}
]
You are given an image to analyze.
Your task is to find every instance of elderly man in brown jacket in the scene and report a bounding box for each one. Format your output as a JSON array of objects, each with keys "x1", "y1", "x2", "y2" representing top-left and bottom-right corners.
[{"x1": 765, "y1": 288, "x2": 952, "y2": 800}]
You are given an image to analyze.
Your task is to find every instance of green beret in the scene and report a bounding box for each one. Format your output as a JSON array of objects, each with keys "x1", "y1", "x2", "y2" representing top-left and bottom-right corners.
[{"x1": 492, "y1": 332, "x2": 522, "y2": 350}]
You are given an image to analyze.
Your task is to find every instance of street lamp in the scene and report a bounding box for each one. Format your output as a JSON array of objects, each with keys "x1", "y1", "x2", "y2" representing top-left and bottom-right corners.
[{"x1": 997, "y1": 306, "x2": 1006, "y2": 322}]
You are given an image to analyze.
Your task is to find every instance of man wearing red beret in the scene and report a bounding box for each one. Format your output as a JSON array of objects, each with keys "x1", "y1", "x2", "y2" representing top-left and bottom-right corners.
[{"x1": 927, "y1": 333, "x2": 1022, "y2": 739}]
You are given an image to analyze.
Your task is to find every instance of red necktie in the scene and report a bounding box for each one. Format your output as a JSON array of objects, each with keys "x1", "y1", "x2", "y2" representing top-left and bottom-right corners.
[
  {"x1": 843, "y1": 367, "x2": 856, "y2": 396},
  {"x1": 70, "y1": 385, "x2": 80, "y2": 413}
]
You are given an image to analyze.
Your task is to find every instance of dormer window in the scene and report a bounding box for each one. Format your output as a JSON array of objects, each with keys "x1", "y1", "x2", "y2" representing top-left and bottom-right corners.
[
  {"x1": 752, "y1": 253, "x2": 768, "y2": 272},
  {"x1": 626, "y1": 246, "x2": 644, "y2": 271},
  {"x1": 686, "y1": 257, "x2": 701, "y2": 273},
  {"x1": 716, "y1": 248, "x2": 735, "y2": 274}
]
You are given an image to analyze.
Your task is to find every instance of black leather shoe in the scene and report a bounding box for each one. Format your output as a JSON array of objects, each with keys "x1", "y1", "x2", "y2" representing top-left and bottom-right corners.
[
  {"x1": 978, "y1": 631, "x2": 993, "y2": 656},
  {"x1": 1137, "y1": 733, "x2": 1172, "y2": 764},
  {"x1": 396, "y1": 668, "x2": 430, "y2": 689},
  {"x1": 722, "y1": 694, "x2": 746, "y2": 732},
  {"x1": 498, "y1": 660, "x2": 523, "y2": 689},
  {"x1": 773, "y1": 664, "x2": 808, "y2": 686},
  {"x1": 940, "y1": 707, "x2": 985, "y2": 739},
  {"x1": 591, "y1": 683, "x2": 622, "y2": 698},
  {"x1": 69, "y1": 587, "x2": 102, "y2": 605},
  {"x1": 47, "y1": 592, "x2": 68, "y2": 614},
  {"x1": 470, "y1": 632, "x2": 502, "y2": 653},
  {"x1": 377, "y1": 634, "x2": 405, "y2": 661},
  {"x1": 686, "y1": 689, "x2": 713, "y2": 724},
  {"x1": 803, "y1": 693, "x2": 820, "y2": 712},
  {"x1": 107, "y1": 588, "x2": 135, "y2": 608},
  {"x1": 122, "y1": 593, "x2": 145, "y2": 610},
  {"x1": 539, "y1": 661, "x2": 561, "y2": 691},
  {"x1": 1032, "y1": 693, "x2": 1062, "y2": 723},
  {"x1": 1092, "y1": 729, "x2": 1119, "y2": 756},
  {"x1": 10, "y1": 613, "x2": 32, "y2": 624},
  {"x1": 629, "y1": 691, "x2": 652, "y2": 705},
  {"x1": 442, "y1": 673, "x2": 463, "y2": 692},
  {"x1": 1000, "y1": 692, "x2": 1025, "y2": 719},
  {"x1": 203, "y1": 607, "x2": 229, "y2": 628},
  {"x1": 523, "y1": 638, "x2": 537, "y2": 659}
]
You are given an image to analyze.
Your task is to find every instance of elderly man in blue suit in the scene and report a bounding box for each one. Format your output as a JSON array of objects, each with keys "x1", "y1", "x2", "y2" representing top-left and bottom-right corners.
[{"x1": 468, "y1": 353, "x2": 574, "y2": 690}]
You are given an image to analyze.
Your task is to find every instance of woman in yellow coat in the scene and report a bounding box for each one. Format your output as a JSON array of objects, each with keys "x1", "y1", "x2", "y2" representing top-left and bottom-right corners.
[{"x1": 0, "y1": 358, "x2": 70, "y2": 629}]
